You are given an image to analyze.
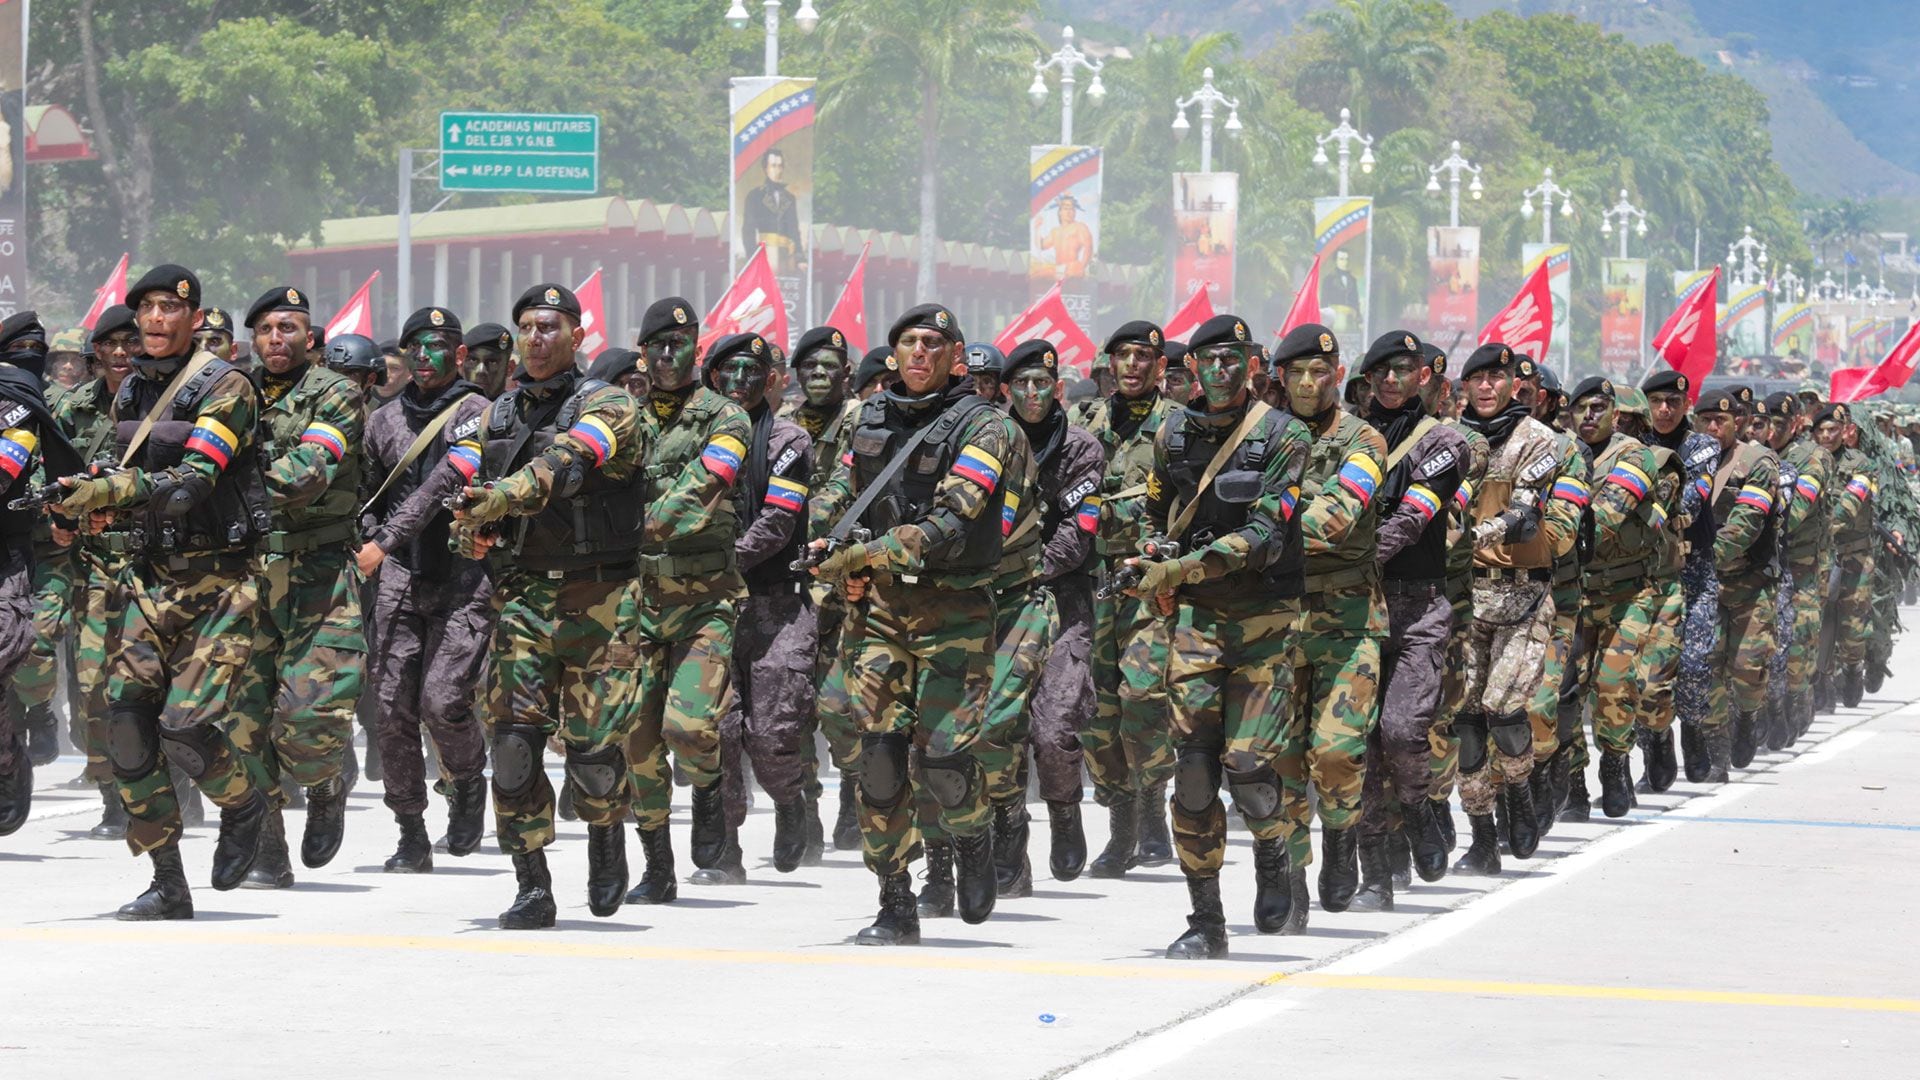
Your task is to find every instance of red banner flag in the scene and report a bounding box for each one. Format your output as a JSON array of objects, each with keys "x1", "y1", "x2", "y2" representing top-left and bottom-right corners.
[
  {"x1": 80, "y1": 253, "x2": 129, "y2": 330},
  {"x1": 1831, "y1": 322, "x2": 1920, "y2": 402},
  {"x1": 1277, "y1": 253, "x2": 1323, "y2": 339},
  {"x1": 1479, "y1": 258, "x2": 1556, "y2": 364},
  {"x1": 324, "y1": 271, "x2": 379, "y2": 342},
  {"x1": 701, "y1": 244, "x2": 789, "y2": 355},
  {"x1": 992, "y1": 283, "x2": 1098, "y2": 375},
  {"x1": 1646, "y1": 265, "x2": 1720, "y2": 403},
  {"x1": 1875, "y1": 321, "x2": 1920, "y2": 390},
  {"x1": 1164, "y1": 284, "x2": 1214, "y2": 344},
  {"x1": 824, "y1": 242, "x2": 870, "y2": 355},
  {"x1": 575, "y1": 268, "x2": 607, "y2": 356},
  {"x1": 1829, "y1": 365, "x2": 1880, "y2": 404}
]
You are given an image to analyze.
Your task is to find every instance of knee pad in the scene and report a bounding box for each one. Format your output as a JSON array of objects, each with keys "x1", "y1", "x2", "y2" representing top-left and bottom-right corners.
[
  {"x1": 857, "y1": 732, "x2": 910, "y2": 808},
  {"x1": 564, "y1": 744, "x2": 625, "y2": 799},
  {"x1": 1455, "y1": 713, "x2": 1489, "y2": 774},
  {"x1": 490, "y1": 723, "x2": 545, "y2": 797},
  {"x1": 1224, "y1": 763, "x2": 1282, "y2": 820},
  {"x1": 919, "y1": 752, "x2": 979, "y2": 811},
  {"x1": 158, "y1": 723, "x2": 221, "y2": 781},
  {"x1": 1490, "y1": 709, "x2": 1533, "y2": 757},
  {"x1": 1172, "y1": 748, "x2": 1222, "y2": 815},
  {"x1": 105, "y1": 703, "x2": 161, "y2": 781}
]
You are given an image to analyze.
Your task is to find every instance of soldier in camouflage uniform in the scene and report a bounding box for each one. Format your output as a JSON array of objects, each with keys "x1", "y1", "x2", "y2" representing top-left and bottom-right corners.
[
  {"x1": 1695, "y1": 385, "x2": 1780, "y2": 779},
  {"x1": 779, "y1": 325, "x2": 864, "y2": 853},
  {"x1": 1762, "y1": 392, "x2": 1831, "y2": 747},
  {"x1": 807, "y1": 302, "x2": 1011, "y2": 944},
  {"x1": 58, "y1": 265, "x2": 277, "y2": 917},
  {"x1": 1643, "y1": 368, "x2": 1721, "y2": 783},
  {"x1": 1822, "y1": 405, "x2": 1876, "y2": 710},
  {"x1": 1450, "y1": 344, "x2": 1567, "y2": 877},
  {"x1": 1427, "y1": 345, "x2": 1487, "y2": 853},
  {"x1": 460, "y1": 323, "x2": 514, "y2": 400},
  {"x1": 11, "y1": 423, "x2": 74, "y2": 775},
  {"x1": 616, "y1": 297, "x2": 752, "y2": 892},
  {"x1": 1609, "y1": 387, "x2": 1686, "y2": 796},
  {"x1": 1526, "y1": 365, "x2": 1589, "y2": 840},
  {"x1": 1081, "y1": 321, "x2": 1179, "y2": 876},
  {"x1": 452, "y1": 284, "x2": 646, "y2": 928},
  {"x1": 1125, "y1": 313, "x2": 1308, "y2": 959}
]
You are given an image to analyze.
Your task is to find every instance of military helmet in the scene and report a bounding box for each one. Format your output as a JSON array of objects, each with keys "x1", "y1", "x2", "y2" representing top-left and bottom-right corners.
[{"x1": 324, "y1": 332, "x2": 386, "y2": 384}]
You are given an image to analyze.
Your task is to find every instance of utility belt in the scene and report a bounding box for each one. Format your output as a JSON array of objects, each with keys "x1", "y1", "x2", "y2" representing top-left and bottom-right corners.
[
  {"x1": 635, "y1": 548, "x2": 734, "y2": 579},
  {"x1": 1304, "y1": 561, "x2": 1378, "y2": 595},
  {"x1": 1473, "y1": 566, "x2": 1553, "y2": 583},
  {"x1": 1583, "y1": 559, "x2": 1650, "y2": 589},
  {"x1": 1834, "y1": 536, "x2": 1875, "y2": 558},
  {"x1": 888, "y1": 568, "x2": 991, "y2": 591},
  {"x1": 1383, "y1": 576, "x2": 1444, "y2": 597},
  {"x1": 1552, "y1": 558, "x2": 1582, "y2": 588},
  {"x1": 153, "y1": 550, "x2": 251, "y2": 576},
  {"x1": 261, "y1": 518, "x2": 357, "y2": 555},
  {"x1": 509, "y1": 561, "x2": 635, "y2": 584},
  {"x1": 83, "y1": 531, "x2": 139, "y2": 556}
]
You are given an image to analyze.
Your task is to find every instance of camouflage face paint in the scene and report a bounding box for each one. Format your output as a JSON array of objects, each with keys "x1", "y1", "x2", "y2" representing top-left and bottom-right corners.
[
  {"x1": 715, "y1": 355, "x2": 769, "y2": 410},
  {"x1": 644, "y1": 330, "x2": 699, "y2": 391},
  {"x1": 797, "y1": 352, "x2": 848, "y2": 407},
  {"x1": 1192, "y1": 345, "x2": 1250, "y2": 409},
  {"x1": 1006, "y1": 369, "x2": 1055, "y2": 425}
]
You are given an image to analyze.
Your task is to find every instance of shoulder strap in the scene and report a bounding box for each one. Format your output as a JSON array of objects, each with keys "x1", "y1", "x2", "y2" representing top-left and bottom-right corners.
[
  {"x1": 358, "y1": 392, "x2": 475, "y2": 517},
  {"x1": 117, "y1": 351, "x2": 218, "y2": 468},
  {"x1": 1168, "y1": 401, "x2": 1272, "y2": 541},
  {"x1": 826, "y1": 397, "x2": 992, "y2": 544},
  {"x1": 1382, "y1": 416, "x2": 1441, "y2": 476}
]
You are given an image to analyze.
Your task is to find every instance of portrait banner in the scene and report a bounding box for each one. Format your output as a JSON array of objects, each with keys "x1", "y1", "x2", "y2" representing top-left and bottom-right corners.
[
  {"x1": 1719, "y1": 282, "x2": 1767, "y2": 357},
  {"x1": 1314, "y1": 196, "x2": 1372, "y2": 341},
  {"x1": 0, "y1": 0, "x2": 25, "y2": 318},
  {"x1": 1522, "y1": 242, "x2": 1572, "y2": 372},
  {"x1": 730, "y1": 76, "x2": 815, "y2": 327},
  {"x1": 1171, "y1": 171, "x2": 1236, "y2": 315},
  {"x1": 1426, "y1": 226, "x2": 1479, "y2": 339},
  {"x1": 1599, "y1": 257, "x2": 1647, "y2": 379},
  {"x1": 1770, "y1": 302, "x2": 1813, "y2": 358},
  {"x1": 1030, "y1": 145, "x2": 1101, "y2": 326},
  {"x1": 1815, "y1": 312, "x2": 1847, "y2": 368},
  {"x1": 1673, "y1": 269, "x2": 1716, "y2": 305}
]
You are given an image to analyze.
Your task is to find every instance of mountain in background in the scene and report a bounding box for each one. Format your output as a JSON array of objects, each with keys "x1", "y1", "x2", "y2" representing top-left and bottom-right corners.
[{"x1": 1052, "y1": 0, "x2": 1920, "y2": 198}]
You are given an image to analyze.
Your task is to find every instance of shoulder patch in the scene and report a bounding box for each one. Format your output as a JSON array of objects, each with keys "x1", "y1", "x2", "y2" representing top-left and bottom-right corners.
[
  {"x1": 450, "y1": 416, "x2": 483, "y2": 441},
  {"x1": 1520, "y1": 452, "x2": 1558, "y2": 484},
  {"x1": 1418, "y1": 448, "x2": 1457, "y2": 478},
  {"x1": 772, "y1": 446, "x2": 801, "y2": 475},
  {"x1": 1061, "y1": 477, "x2": 1098, "y2": 508},
  {"x1": 0, "y1": 404, "x2": 28, "y2": 428}
]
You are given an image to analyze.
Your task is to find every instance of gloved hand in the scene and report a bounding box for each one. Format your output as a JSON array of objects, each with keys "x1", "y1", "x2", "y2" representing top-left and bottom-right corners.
[
  {"x1": 58, "y1": 476, "x2": 115, "y2": 516},
  {"x1": 449, "y1": 519, "x2": 495, "y2": 560},
  {"x1": 812, "y1": 540, "x2": 877, "y2": 583},
  {"x1": 1128, "y1": 554, "x2": 1199, "y2": 597},
  {"x1": 457, "y1": 484, "x2": 513, "y2": 525}
]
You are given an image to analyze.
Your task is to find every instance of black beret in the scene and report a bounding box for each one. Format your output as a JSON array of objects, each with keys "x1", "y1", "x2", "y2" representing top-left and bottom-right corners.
[
  {"x1": 1102, "y1": 320, "x2": 1165, "y2": 354},
  {"x1": 1423, "y1": 343, "x2": 1448, "y2": 376},
  {"x1": 1191, "y1": 313, "x2": 1257, "y2": 353},
  {"x1": 242, "y1": 285, "x2": 310, "y2": 329},
  {"x1": 964, "y1": 343, "x2": 1004, "y2": 375},
  {"x1": 512, "y1": 283, "x2": 582, "y2": 324},
  {"x1": 0, "y1": 311, "x2": 47, "y2": 351},
  {"x1": 1537, "y1": 365, "x2": 1562, "y2": 394},
  {"x1": 1719, "y1": 383, "x2": 1756, "y2": 411},
  {"x1": 126, "y1": 264, "x2": 201, "y2": 310},
  {"x1": 1358, "y1": 329, "x2": 1423, "y2": 376},
  {"x1": 887, "y1": 303, "x2": 961, "y2": 347},
  {"x1": 1002, "y1": 339, "x2": 1060, "y2": 380},
  {"x1": 1764, "y1": 391, "x2": 1799, "y2": 417},
  {"x1": 1811, "y1": 403, "x2": 1848, "y2": 427},
  {"x1": 638, "y1": 297, "x2": 698, "y2": 344},
  {"x1": 1514, "y1": 354, "x2": 1538, "y2": 380},
  {"x1": 1458, "y1": 343, "x2": 1514, "y2": 378},
  {"x1": 310, "y1": 324, "x2": 326, "y2": 349},
  {"x1": 854, "y1": 346, "x2": 894, "y2": 391},
  {"x1": 1272, "y1": 322, "x2": 1337, "y2": 366},
  {"x1": 586, "y1": 347, "x2": 644, "y2": 383},
  {"x1": 1641, "y1": 367, "x2": 1690, "y2": 397},
  {"x1": 465, "y1": 322, "x2": 514, "y2": 354},
  {"x1": 704, "y1": 332, "x2": 770, "y2": 368},
  {"x1": 1163, "y1": 340, "x2": 1189, "y2": 367},
  {"x1": 793, "y1": 325, "x2": 850, "y2": 366},
  {"x1": 90, "y1": 305, "x2": 137, "y2": 344},
  {"x1": 199, "y1": 308, "x2": 237, "y2": 336},
  {"x1": 1569, "y1": 375, "x2": 1615, "y2": 403},
  {"x1": 399, "y1": 306, "x2": 461, "y2": 344}
]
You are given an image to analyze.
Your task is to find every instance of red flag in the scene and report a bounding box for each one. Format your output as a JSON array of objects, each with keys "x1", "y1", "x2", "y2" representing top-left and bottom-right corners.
[
  {"x1": 1874, "y1": 321, "x2": 1920, "y2": 390},
  {"x1": 1831, "y1": 322, "x2": 1920, "y2": 402},
  {"x1": 992, "y1": 284, "x2": 1098, "y2": 376},
  {"x1": 1829, "y1": 365, "x2": 1880, "y2": 404},
  {"x1": 1646, "y1": 265, "x2": 1720, "y2": 403},
  {"x1": 80, "y1": 253, "x2": 129, "y2": 330},
  {"x1": 324, "y1": 271, "x2": 379, "y2": 341},
  {"x1": 1277, "y1": 254, "x2": 1323, "y2": 339},
  {"x1": 575, "y1": 268, "x2": 607, "y2": 356},
  {"x1": 824, "y1": 242, "x2": 870, "y2": 355},
  {"x1": 701, "y1": 245, "x2": 789, "y2": 355},
  {"x1": 1479, "y1": 258, "x2": 1556, "y2": 364},
  {"x1": 1164, "y1": 284, "x2": 1214, "y2": 344}
]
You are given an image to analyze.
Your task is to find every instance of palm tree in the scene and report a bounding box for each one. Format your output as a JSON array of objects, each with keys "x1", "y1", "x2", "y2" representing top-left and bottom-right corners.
[{"x1": 1297, "y1": 0, "x2": 1449, "y2": 133}]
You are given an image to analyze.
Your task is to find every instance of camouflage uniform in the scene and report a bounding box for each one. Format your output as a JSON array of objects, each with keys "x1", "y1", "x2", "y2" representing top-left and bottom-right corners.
[
  {"x1": 53, "y1": 377, "x2": 129, "y2": 789},
  {"x1": 1427, "y1": 422, "x2": 1490, "y2": 817},
  {"x1": 11, "y1": 523, "x2": 73, "y2": 768},
  {"x1": 1649, "y1": 420, "x2": 1721, "y2": 776},
  {"x1": 1825, "y1": 447, "x2": 1876, "y2": 677},
  {"x1": 1706, "y1": 426, "x2": 1782, "y2": 770},
  {"x1": 1774, "y1": 429, "x2": 1832, "y2": 734},
  {"x1": 1532, "y1": 433, "x2": 1588, "y2": 782}
]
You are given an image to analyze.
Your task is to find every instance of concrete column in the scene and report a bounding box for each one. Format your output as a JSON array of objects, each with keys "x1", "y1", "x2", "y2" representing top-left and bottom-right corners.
[
  {"x1": 432, "y1": 243, "x2": 449, "y2": 306},
  {"x1": 466, "y1": 246, "x2": 483, "y2": 320}
]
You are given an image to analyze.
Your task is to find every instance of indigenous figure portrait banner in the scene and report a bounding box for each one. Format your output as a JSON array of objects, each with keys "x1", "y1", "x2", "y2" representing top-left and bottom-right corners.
[
  {"x1": 1171, "y1": 171, "x2": 1237, "y2": 315},
  {"x1": 1426, "y1": 226, "x2": 1480, "y2": 339},
  {"x1": 1314, "y1": 196, "x2": 1372, "y2": 341},
  {"x1": 730, "y1": 76, "x2": 816, "y2": 325},
  {"x1": 1771, "y1": 302, "x2": 1814, "y2": 359},
  {"x1": 1599, "y1": 257, "x2": 1647, "y2": 379},
  {"x1": 1029, "y1": 144, "x2": 1102, "y2": 325},
  {"x1": 1815, "y1": 312, "x2": 1848, "y2": 368}
]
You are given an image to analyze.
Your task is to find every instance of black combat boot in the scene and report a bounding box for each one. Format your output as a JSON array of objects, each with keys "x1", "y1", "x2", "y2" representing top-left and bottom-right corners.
[
  {"x1": 1681, "y1": 720, "x2": 1710, "y2": 783},
  {"x1": 1730, "y1": 709, "x2": 1757, "y2": 769},
  {"x1": 1277, "y1": 867, "x2": 1311, "y2": 935},
  {"x1": 362, "y1": 733, "x2": 383, "y2": 782},
  {"x1": 1046, "y1": 800, "x2": 1086, "y2": 881},
  {"x1": 499, "y1": 850, "x2": 557, "y2": 930},
  {"x1": 243, "y1": 808, "x2": 296, "y2": 889},
  {"x1": 90, "y1": 782, "x2": 129, "y2": 840},
  {"x1": 1430, "y1": 796, "x2": 1456, "y2": 851},
  {"x1": 25, "y1": 703, "x2": 59, "y2": 766},
  {"x1": 689, "y1": 779, "x2": 727, "y2": 869},
  {"x1": 855, "y1": 872, "x2": 920, "y2": 946},
  {"x1": 1865, "y1": 660, "x2": 1887, "y2": 695},
  {"x1": 1763, "y1": 695, "x2": 1793, "y2": 752},
  {"x1": 176, "y1": 768, "x2": 206, "y2": 828},
  {"x1": 1250, "y1": 835, "x2": 1291, "y2": 932},
  {"x1": 384, "y1": 812, "x2": 433, "y2": 873},
  {"x1": 832, "y1": 783, "x2": 862, "y2": 851},
  {"x1": 445, "y1": 775, "x2": 486, "y2": 857},
  {"x1": 1348, "y1": 834, "x2": 1394, "y2": 913},
  {"x1": 689, "y1": 837, "x2": 747, "y2": 885},
  {"x1": 1703, "y1": 724, "x2": 1732, "y2": 784},
  {"x1": 0, "y1": 741, "x2": 32, "y2": 838},
  {"x1": 1504, "y1": 780, "x2": 1540, "y2": 859},
  {"x1": 1400, "y1": 799, "x2": 1448, "y2": 883},
  {"x1": 1560, "y1": 764, "x2": 1591, "y2": 822},
  {"x1": 1642, "y1": 728, "x2": 1678, "y2": 793},
  {"x1": 1793, "y1": 691, "x2": 1816, "y2": 740},
  {"x1": 1088, "y1": 794, "x2": 1138, "y2": 879},
  {"x1": 916, "y1": 839, "x2": 955, "y2": 918},
  {"x1": 1136, "y1": 782, "x2": 1173, "y2": 866},
  {"x1": 1453, "y1": 813, "x2": 1501, "y2": 876},
  {"x1": 952, "y1": 829, "x2": 997, "y2": 925},
  {"x1": 209, "y1": 790, "x2": 270, "y2": 892},
  {"x1": 1813, "y1": 672, "x2": 1836, "y2": 714},
  {"x1": 116, "y1": 844, "x2": 193, "y2": 921},
  {"x1": 625, "y1": 825, "x2": 677, "y2": 904},
  {"x1": 801, "y1": 794, "x2": 826, "y2": 866},
  {"x1": 771, "y1": 800, "x2": 808, "y2": 873},
  {"x1": 1165, "y1": 876, "x2": 1228, "y2": 959},
  {"x1": 339, "y1": 744, "x2": 359, "y2": 797},
  {"x1": 991, "y1": 799, "x2": 1032, "y2": 898},
  {"x1": 586, "y1": 823, "x2": 629, "y2": 917},
  {"x1": 1387, "y1": 828, "x2": 1412, "y2": 889},
  {"x1": 1599, "y1": 750, "x2": 1634, "y2": 819},
  {"x1": 300, "y1": 775, "x2": 347, "y2": 869},
  {"x1": 1841, "y1": 665, "x2": 1865, "y2": 709},
  {"x1": 1317, "y1": 826, "x2": 1358, "y2": 912},
  {"x1": 1531, "y1": 752, "x2": 1560, "y2": 840}
]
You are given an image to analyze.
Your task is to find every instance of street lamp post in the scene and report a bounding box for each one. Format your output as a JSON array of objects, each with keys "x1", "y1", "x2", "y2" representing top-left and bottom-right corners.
[
  {"x1": 1171, "y1": 66, "x2": 1241, "y2": 174},
  {"x1": 1519, "y1": 166, "x2": 1574, "y2": 245},
  {"x1": 1598, "y1": 188, "x2": 1648, "y2": 260},
  {"x1": 1424, "y1": 140, "x2": 1482, "y2": 228},
  {"x1": 1727, "y1": 225, "x2": 1768, "y2": 287},
  {"x1": 1312, "y1": 108, "x2": 1374, "y2": 198},
  {"x1": 1774, "y1": 266, "x2": 1804, "y2": 304},
  {"x1": 725, "y1": 0, "x2": 819, "y2": 78},
  {"x1": 1028, "y1": 25, "x2": 1106, "y2": 146},
  {"x1": 1817, "y1": 270, "x2": 1841, "y2": 301}
]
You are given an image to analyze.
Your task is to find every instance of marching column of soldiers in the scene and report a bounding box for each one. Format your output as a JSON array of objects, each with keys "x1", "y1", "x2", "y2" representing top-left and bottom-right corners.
[{"x1": 0, "y1": 263, "x2": 1913, "y2": 953}]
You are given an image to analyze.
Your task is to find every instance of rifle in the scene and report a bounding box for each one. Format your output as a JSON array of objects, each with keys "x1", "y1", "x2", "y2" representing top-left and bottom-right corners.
[
  {"x1": 790, "y1": 527, "x2": 872, "y2": 573},
  {"x1": 1097, "y1": 535, "x2": 1181, "y2": 600},
  {"x1": 443, "y1": 482, "x2": 502, "y2": 541},
  {"x1": 8, "y1": 456, "x2": 127, "y2": 512}
]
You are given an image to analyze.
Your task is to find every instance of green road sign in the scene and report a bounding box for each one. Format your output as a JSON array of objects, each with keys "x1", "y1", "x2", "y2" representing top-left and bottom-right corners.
[{"x1": 439, "y1": 112, "x2": 599, "y2": 194}]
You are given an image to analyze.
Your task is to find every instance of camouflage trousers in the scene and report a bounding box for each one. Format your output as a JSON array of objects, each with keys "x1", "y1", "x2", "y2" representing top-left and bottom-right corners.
[
  {"x1": 0, "y1": 558, "x2": 34, "y2": 775},
  {"x1": 720, "y1": 589, "x2": 817, "y2": 827},
  {"x1": 845, "y1": 580, "x2": 995, "y2": 879},
  {"x1": 1167, "y1": 595, "x2": 1299, "y2": 878},
  {"x1": 236, "y1": 546, "x2": 364, "y2": 800},
  {"x1": 1426, "y1": 594, "x2": 1472, "y2": 811},
  {"x1": 14, "y1": 552, "x2": 75, "y2": 752},
  {"x1": 1708, "y1": 575, "x2": 1775, "y2": 723},
  {"x1": 1278, "y1": 624, "x2": 1380, "y2": 865},
  {"x1": 369, "y1": 561, "x2": 493, "y2": 817},
  {"x1": 1781, "y1": 559, "x2": 1825, "y2": 697},
  {"x1": 1086, "y1": 573, "x2": 1175, "y2": 806},
  {"x1": 1676, "y1": 558, "x2": 1720, "y2": 732},
  {"x1": 1827, "y1": 547, "x2": 1875, "y2": 668},
  {"x1": 1568, "y1": 579, "x2": 1661, "y2": 760},
  {"x1": 488, "y1": 571, "x2": 637, "y2": 853},
  {"x1": 1634, "y1": 575, "x2": 1685, "y2": 737},
  {"x1": 70, "y1": 548, "x2": 130, "y2": 785},
  {"x1": 1530, "y1": 583, "x2": 1581, "y2": 762},
  {"x1": 1767, "y1": 571, "x2": 1795, "y2": 716},
  {"x1": 108, "y1": 558, "x2": 264, "y2": 855},
  {"x1": 1358, "y1": 586, "x2": 1450, "y2": 839},
  {"x1": 623, "y1": 592, "x2": 738, "y2": 832},
  {"x1": 801, "y1": 586, "x2": 858, "y2": 802},
  {"x1": 1868, "y1": 559, "x2": 1902, "y2": 671},
  {"x1": 1457, "y1": 576, "x2": 1554, "y2": 817}
]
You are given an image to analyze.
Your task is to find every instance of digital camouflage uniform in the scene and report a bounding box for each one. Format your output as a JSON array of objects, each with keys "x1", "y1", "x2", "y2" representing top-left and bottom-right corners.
[
  {"x1": 1427, "y1": 422, "x2": 1490, "y2": 815},
  {"x1": 1652, "y1": 422, "x2": 1720, "y2": 765}
]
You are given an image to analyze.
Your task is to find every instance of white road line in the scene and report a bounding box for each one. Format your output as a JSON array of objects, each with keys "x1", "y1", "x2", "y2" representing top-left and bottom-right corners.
[{"x1": 1049, "y1": 999, "x2": 1297, "y2": 1080}]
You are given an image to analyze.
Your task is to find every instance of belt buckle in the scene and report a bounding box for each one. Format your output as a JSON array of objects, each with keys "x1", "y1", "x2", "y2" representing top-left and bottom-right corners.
[
  {"x1": 545, "y1": 569, "x2": 566, "y2": 580},
  {"x1": 899, "y1": 573, "x2": 920, "y2": 585}
]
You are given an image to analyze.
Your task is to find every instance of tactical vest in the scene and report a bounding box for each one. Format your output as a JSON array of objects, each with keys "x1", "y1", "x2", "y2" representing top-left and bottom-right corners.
[
  {"x1": 1093, "y1": 394, "x2": 1168, "y2": 560},
  {"x1": 1163, "y1": 406, "x2": 1304, "y2": 599},
  {"x1": 1781, "y1": 438, "x2": 1829, "y2": 563},
  {"x1": 846, "y1": 393, "x2": 1004, "y2": 580},
  {"x1": 1711, "y1": 439, "x2": 1781, "y2": 572},
  {"x1": 637, "y1": 388, "x2": 743, "y2": 578},
  {"x1": 258, "y1": 364, "x2": 362, "y2": 551},
  {"x1": 0, "y1": 395, "x2": 41, "y2": 553},
  {"x1": 112, "y1": 358, "x2": 271, "y2": 557},
  {"x1": 743, "y1": 425, "x2": 811, "y2": 594},
  {"x1": 1473, "y1": 429, "x2": 1555, "y2": 570},
  {"x1": 482, "y1": 377, "x2": 644, "y2": 573},
  {"x1": 1583, "y1": 435, "x2": 1666, "y2": 586},
  {"x1": 1647, "y1": 444, "x2": 1688, "y2": 577},
  {"x1": 1378, "y1": 419, "x2": 1451, "y2": 583}
]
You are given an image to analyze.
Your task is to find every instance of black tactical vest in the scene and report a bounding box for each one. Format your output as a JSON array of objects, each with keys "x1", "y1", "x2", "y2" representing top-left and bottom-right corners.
[
  {"x1": 112, "y1": 359, "x2": 271, "y2": 556},
  {"x1": 742, "y1": 429, "x2": 809, "y2": 594},
  {"x1": 846, "y1": 390, "x2": 1004, "y2": 578},
  {"x1": 1377, "y1": 422, "x2": 1453, "y2": 583},
  {"x1": 1163, "y1": 407, "x2": 1304, "y2": 599},
  {"x1": 481, "y1": 376, "x2": 644, "y2": 572}
]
